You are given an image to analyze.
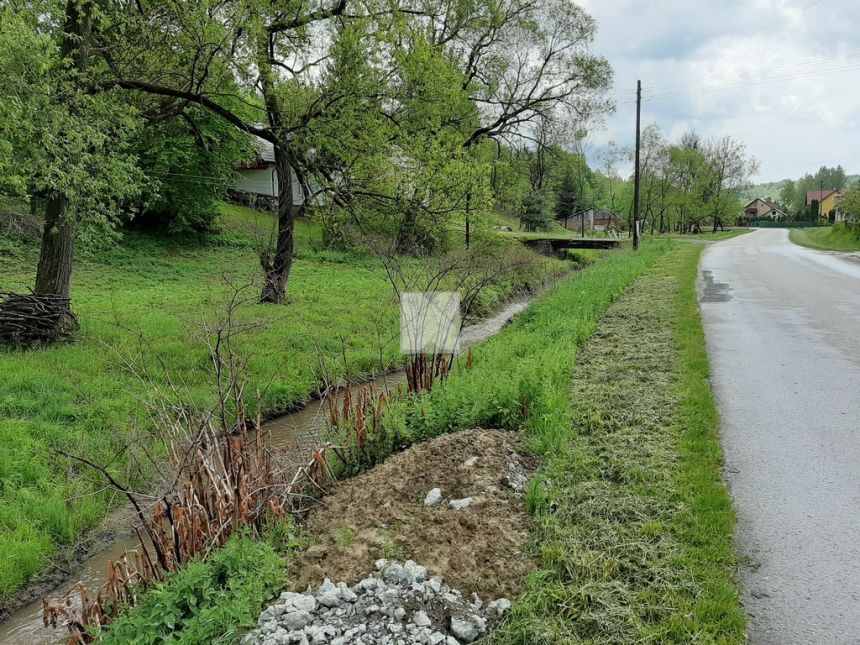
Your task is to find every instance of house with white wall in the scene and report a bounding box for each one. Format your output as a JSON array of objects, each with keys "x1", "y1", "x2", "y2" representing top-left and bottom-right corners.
[{"x1": 235, "y1": 137, "x2": 306, "y2": 205}]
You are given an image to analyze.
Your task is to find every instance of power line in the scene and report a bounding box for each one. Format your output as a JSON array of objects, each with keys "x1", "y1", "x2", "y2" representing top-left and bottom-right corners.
[
  {"x1": 643, "y1": 51, "x2": 860, "y2": 94},
  {"x1": 642, "y1": 62, "x2": 860, "y2": 102},
  {"x1": 612, "y1": 59, "x2": 860, "y2": 104},
  {"x1": 744, "y1": 0, "x2": 824, "y2": 39}
]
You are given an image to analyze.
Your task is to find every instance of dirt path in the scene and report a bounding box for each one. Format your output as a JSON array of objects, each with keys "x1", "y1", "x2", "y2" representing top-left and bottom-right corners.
[{"x1": 700, "y1": 229, "x2": 860, "y2": 644}]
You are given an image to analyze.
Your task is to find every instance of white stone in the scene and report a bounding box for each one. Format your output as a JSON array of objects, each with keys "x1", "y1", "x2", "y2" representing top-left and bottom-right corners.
[
  {"x1": 375, "y1": 558, "x2": 390, "y2": 571},
  {"x1": 448, "y1": 497, "x2": 473, "y2": 510},
  {"x1": 424, "y1": 488, "x2": 443, "y2": 506},
  {"x1": 280, "y1": 610, "x2": 312, "y2": 631},
  {"x1": 450, "y1": 615, "x2": 486, "y2": 643},
  {"x1": 462, "y1": 456, "x2": 479, "y2": 467},
  {"x1": 413, "y1": 610, "x2": 432, "y2": 627},
  {"x1": 489, "y1": 598, "x2": 512, "y2": 615}
]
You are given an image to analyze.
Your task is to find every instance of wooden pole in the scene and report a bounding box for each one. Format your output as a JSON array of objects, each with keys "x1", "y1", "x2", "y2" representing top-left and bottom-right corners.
[{"x1": 633, "y1": 80, "x2": 642, "y2": 250}]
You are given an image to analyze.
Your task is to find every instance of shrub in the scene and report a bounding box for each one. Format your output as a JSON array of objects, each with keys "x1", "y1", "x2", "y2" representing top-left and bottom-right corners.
[{"x1": 97, "y1": 534, "x2": 287, "y2": 645}]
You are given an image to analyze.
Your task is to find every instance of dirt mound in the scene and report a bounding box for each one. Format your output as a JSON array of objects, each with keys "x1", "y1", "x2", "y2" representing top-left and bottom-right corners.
[{"x1": 290, "y1": 429, "x2": 539, "y2": 601}]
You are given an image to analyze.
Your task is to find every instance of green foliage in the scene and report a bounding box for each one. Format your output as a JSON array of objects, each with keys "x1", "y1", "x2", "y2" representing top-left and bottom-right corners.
[
  {"x1": 0, "y1": 5, "x2": 142, "y2": 242},
  {"x1": 0, "y1": 204, "x2": 564, "y2": 599},
  {"x1": 133, "y1": 108, "x2": 255, "y2": 233},
  {"x1": 636, "y1": 128, "x2": 756, "y2": 234},
  {"x1": 838, "y1": 183, "x2": 860, "y2": 223},
  {"x1": 789, "y1": 224, "x2": 860, "y2": 252},
  {"x1": 380, "y1": 241, "x2": 669, "y2": 451},
  {"x1": 97, "y1": 534, "x2": 287, "y2": 644},
  {"x1": 520, "y1": 192, "x2": 553, "y2": 232}
]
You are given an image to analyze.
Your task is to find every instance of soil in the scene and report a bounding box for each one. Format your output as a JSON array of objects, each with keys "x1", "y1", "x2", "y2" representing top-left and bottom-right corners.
[{"x1": 289, "y1": 429, "x2": 539, "y2": 602}]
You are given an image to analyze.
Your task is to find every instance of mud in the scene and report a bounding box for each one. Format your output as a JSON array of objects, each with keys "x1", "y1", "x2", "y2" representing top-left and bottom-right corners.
[{"x1": 289, "y1": 429, "x2": 539, "y2": 602}]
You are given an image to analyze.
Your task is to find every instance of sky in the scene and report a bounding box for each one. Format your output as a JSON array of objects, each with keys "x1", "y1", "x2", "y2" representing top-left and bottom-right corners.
[{"x1": 578, "y1": 0, "x2": 860, "y2": 183}]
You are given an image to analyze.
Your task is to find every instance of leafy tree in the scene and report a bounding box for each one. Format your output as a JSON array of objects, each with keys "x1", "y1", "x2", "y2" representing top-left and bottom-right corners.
[
  {"x1": 0, "y1": 2, "x2": 141, "y2": 330},
  {"x1": 520, "y1": 191, "x2": 552, "y2": 232},
  {"x1": 778, "y1": 179, "x2": 798, "y2": 216},
  {"x1": 132, "y1": 108, "x2": 254, "y2": 233},
  {"x1": 838, "y1": 183, "x2": 860, "y2": 227}
]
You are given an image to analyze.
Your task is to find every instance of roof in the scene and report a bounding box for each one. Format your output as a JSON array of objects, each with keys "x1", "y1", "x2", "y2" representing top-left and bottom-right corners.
[
  {"x1": 745, "y1": 198, "x2": 785, "y2": 214},
  {"x1": 254, "y1": 136, "x2": 276, "y2": 164},
  {"x1": 806, "y1": 190, "x2": 838, "y2": 207}
]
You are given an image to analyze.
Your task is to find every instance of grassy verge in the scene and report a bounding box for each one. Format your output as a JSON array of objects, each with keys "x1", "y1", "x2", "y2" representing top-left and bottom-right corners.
[
  {"x1": 97, "y1": 534, "x2": 290, "y2": 645},
  {"x1": 789, "y1": 224, "x2": 860, "y2": 252},
  {"x1": 88, "y1": 241, "x2": 668, "y2": 643},
  {"x1": 0, "y1": 205, "x2": 565, "y2": 602},
  {"x1": 380, "y1": 240, "x2": 671, "y2": 453},
  {"x1": 102, "y1": 241, "x2": 742, "y2": 643},
  {"x1": 493, "y1": 244, "x2": 744, "y2": 643}
]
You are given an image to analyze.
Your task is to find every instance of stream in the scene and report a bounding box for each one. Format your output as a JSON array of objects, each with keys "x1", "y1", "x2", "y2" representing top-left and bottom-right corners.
[{"x1": 0, "y1": 300, "x2": 532, "y2": 645}]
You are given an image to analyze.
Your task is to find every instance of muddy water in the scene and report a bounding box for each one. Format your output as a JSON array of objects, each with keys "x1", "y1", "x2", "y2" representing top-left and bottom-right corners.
[{"x1": 0, "y1": 300, "x2": 531, "y2": 645}]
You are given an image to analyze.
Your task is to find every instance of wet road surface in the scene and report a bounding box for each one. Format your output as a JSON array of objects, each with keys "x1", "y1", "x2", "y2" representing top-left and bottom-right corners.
[{"x1": 699, "y1": 228, "x2": 860, "y2": 644}]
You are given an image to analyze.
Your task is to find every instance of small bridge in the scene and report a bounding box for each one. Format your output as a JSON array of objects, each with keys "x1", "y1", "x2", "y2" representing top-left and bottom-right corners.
[{"x1": 521, "y1": 237, "x2": 621, "y2": 256}]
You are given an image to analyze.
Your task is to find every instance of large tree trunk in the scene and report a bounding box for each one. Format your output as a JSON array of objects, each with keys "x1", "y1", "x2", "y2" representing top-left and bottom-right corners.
[
  {"x1": 35, "y1": 196, "x2": 75, "y2": 299},
  {"x1": 29, "y1": 0, "x2": 90, "y2": 331},
  {"x1": 260, "y1": 146, "x2": 296, "y2": 303}
]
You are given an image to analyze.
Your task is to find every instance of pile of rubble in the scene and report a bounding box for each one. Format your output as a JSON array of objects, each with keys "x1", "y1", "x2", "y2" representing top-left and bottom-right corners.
[{"x1": 244, "y1": 559, "x2": 510, "y2": 645}]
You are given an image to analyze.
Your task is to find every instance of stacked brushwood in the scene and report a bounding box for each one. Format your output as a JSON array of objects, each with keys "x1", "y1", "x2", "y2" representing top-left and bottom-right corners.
[{"x1": 0, "y1": 291, "x2": 79, "y2": 346}]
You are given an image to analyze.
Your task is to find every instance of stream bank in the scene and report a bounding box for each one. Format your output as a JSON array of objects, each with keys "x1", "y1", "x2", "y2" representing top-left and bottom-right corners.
[{"x1": 0, "y1": 298, "x2": 536, "y2": 645}]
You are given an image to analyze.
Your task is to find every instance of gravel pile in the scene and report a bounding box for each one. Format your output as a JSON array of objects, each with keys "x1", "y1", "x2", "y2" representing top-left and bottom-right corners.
[{"x1": 244, "y1": 559, "x2": 511, "y2": 645}]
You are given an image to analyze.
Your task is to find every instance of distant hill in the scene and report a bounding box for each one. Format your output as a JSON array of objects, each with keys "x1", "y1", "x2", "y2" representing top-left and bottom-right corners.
[
  {"x1": 739, "y1": 175, "x2": 860, "y2": 204},
  {"x1": 738, "y1": 181, "x2": 788, "y2": 204}
]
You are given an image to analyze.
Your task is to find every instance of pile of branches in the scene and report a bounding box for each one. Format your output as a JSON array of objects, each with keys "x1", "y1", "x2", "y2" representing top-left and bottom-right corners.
[
  {"x1": 0, "y1": 291, "x2": 78, "y2": 346},
  {"x1": 0, "y1": 209, "x2": 42, "y2": 241}
]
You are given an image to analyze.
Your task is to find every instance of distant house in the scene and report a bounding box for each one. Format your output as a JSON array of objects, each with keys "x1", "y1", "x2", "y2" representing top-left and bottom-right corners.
[
  {"x1": 235, "y1": 136, "x2": 306, "y2": 206},
  {"x1": 744, "y1": 198, "x2": 787, "y2": 220},
  {"x1": 559, "y1": 208, "x2": 618, "y2": 233},
  {"x1": 806, "y1": 190, "x2": 845, "y2": 221}
]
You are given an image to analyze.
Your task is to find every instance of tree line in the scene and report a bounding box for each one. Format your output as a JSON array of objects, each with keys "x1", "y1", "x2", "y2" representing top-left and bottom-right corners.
[{"x1": 0, "y1": 0, "x2": 613, "y2": 331}]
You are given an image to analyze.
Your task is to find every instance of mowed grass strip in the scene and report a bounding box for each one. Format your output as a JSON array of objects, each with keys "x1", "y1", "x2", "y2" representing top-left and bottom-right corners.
[{"x1": 494, "y1": 244, "x2": 744, "y2": 643}]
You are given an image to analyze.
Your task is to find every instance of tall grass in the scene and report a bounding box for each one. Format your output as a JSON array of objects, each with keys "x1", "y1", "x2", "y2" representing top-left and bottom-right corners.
[
  {"x1": 381, "y1": 240, "x2": 670, "y2": 449},
  {"x1": 789, "y1": 222, "x2": 860, "y2": 252}
]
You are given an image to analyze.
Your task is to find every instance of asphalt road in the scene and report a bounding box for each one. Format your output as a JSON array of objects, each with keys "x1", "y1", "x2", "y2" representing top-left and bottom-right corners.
[{"x1": 699, "y1": 228, "x2": 860, "y2": 644}]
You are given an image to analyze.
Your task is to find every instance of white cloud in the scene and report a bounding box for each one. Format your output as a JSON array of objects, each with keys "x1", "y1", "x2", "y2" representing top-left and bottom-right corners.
[{"x1": 580, "y1": 0, "x2": 860, "y2": 182}]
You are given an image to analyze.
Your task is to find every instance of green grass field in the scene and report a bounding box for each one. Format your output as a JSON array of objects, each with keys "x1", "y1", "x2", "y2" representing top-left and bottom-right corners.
[
  {"x1": 0, "y1": 205, "x2": 566, "y2": 602},
  {"x1": 789, "y1": 225, "x2": 860, "y2": 252},
  {"x1": 93, "y1": 237, "x2": 675, "y2": 643}
]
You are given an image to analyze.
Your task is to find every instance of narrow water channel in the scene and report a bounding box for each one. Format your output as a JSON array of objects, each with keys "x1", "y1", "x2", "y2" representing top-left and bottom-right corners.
[{"x1": 0, "y1": 300, "x2": 532, "y2": 645}]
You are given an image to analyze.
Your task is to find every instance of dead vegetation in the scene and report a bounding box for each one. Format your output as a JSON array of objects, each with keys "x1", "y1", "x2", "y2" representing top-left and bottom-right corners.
[
  {"x1": 0, "y1": 291, "x2": 78, "y2": 347},
  {"x1": 41, "y1": 279, "x2": 344, "y2": 643}
]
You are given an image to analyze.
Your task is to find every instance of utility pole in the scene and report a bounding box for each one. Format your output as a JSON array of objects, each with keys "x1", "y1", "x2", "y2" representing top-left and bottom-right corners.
[{"x1": 633, "y1": 80, "x2": 642, "y2": 250}]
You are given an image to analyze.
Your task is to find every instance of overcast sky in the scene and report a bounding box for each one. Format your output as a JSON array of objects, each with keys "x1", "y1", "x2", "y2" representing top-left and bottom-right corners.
[{"x1": 579, "y1": 0, "x2": 860, "y2": 183}]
